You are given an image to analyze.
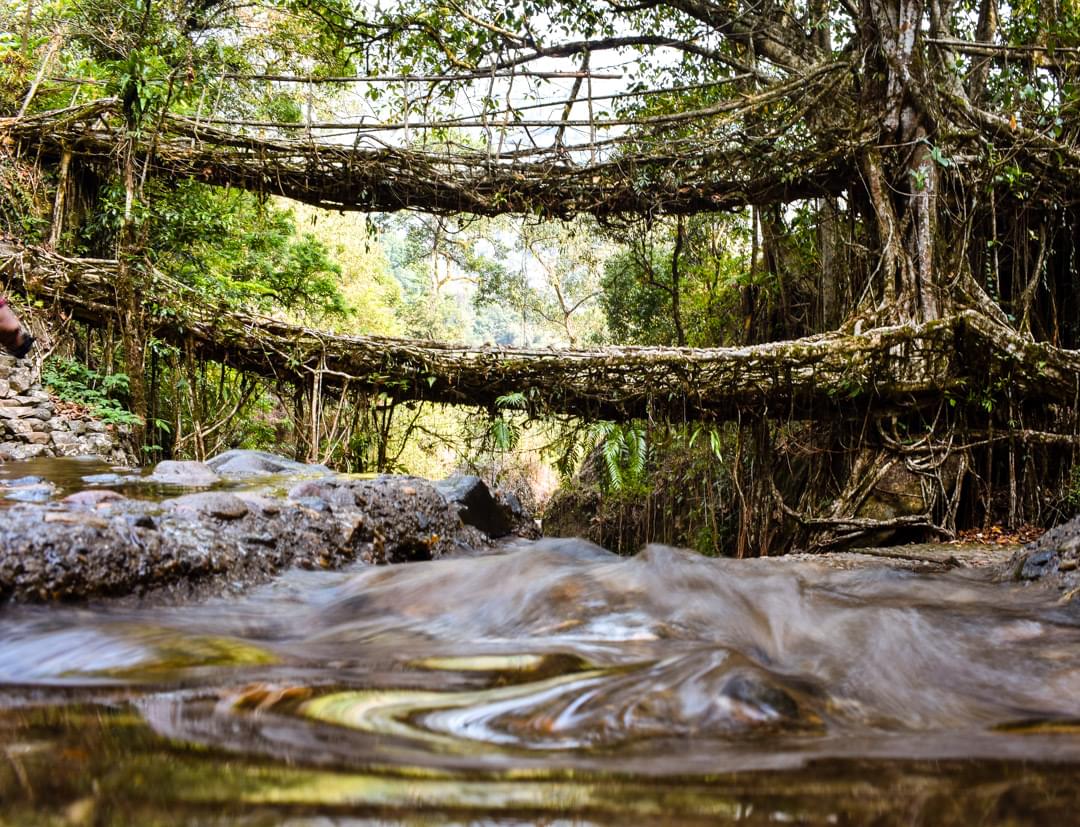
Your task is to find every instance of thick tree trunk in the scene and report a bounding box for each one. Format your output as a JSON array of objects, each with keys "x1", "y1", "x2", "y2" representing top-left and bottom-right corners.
[{"x1": 771, "y1": 0, "x2": 961, "y2": 546}]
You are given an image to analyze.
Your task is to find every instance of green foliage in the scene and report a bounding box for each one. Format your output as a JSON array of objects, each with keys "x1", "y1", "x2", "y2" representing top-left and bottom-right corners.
[
  {"x1": 487, "y1": 391, "x2": 528, "y2": 452},
  {"x1": 601, "y1": 248, "x2": 678, "y2": 345},
  {"x1": 688, "y1": 423, "x2": 725, "y2": 459},
  {"x1": 291, "y1": 205, "x2": 405, "y2": 335},
  {"x1": 548, "y1": 421, "x2": 737, "y2": 556},
  {"x1": 0, "y1": 34, "x2": 30, "y2": 114},
  {"x1": 43, "y1": 357, "x2": 143, "y2": 427},
  {"x1": 600, "y1": 214, "x2": 751, "y2": 347},
  {"x1": 472, "y1": 218, "x2": 611, "y2": 347},
  {"x1": 82, "y1": 181, "x2": 350, "y2": 322},
  {"x1": 590, "y1": 420, "x2": 649, "y2": 494}
]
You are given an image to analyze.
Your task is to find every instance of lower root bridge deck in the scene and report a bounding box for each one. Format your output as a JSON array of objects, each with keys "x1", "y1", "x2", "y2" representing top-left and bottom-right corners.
[{"x1": 3, "y1": 242, "x2": 1079, "y2": 424}]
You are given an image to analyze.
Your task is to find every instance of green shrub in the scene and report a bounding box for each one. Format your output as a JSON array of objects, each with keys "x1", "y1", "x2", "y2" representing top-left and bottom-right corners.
[{"x1": 43, "y1": 358, "x2": 143, "y2": 428}]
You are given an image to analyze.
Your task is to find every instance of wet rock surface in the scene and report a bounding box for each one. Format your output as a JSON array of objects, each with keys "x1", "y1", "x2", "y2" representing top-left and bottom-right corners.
[
  {"x1": 1008, "y1": 512, "x2": 1080, "y2": 590},
  {"x1": 145, "y1": 460, "x2": 221, "y2": 486},
  {"x1": 207, "y1": 449, "x2": 329, "y2": 477},
  {"x1": 435, "y1": 474, "x2": 513, "y2": 537},
  {"x1": 0, "y1": 453, "x2": 523, "y2": 604},
  {"x1": 435, "y1": 474, "x2": 540, "y2": 539}
]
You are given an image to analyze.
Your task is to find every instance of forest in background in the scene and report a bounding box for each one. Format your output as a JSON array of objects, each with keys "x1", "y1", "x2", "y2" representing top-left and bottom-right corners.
[{"x1": 2, "y1": 0, "x2": 1080, "y2": 554}]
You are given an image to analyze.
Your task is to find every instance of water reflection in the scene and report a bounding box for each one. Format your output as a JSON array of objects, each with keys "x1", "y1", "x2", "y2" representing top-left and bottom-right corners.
[{"x1": 3, "y1": 539, "x2": 1080, "y2": 823}]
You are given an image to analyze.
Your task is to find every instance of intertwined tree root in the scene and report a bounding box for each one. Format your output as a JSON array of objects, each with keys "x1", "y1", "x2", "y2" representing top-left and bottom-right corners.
[{"x1": 3, "y1": 242, "x2": 1078, "y2": 425}]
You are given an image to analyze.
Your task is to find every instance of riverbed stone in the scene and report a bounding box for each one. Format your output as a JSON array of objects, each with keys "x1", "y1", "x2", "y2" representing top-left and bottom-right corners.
[
  {"x1": 82, "y1": 473, "x2": 127, "y2": 485},
  {"x1": 147, "y1": 460, "x2": 221, "y2": 486},
  {"x1": 4, "y1": 483, "x2": 55, "y2": 503},
  {"x1": 0, "y1": 472, "x2": 516, "y2": 603},
  {"x1": 0, "y1": 443, "x2": 48, "y2": 460},
  {"x1": 1008, "y1": 513, "x2": 1080, "y2": 587},
  {"x1": 63, "y1": 490, "x2": 127, "y2": 507},
  {"x1": 235, "y1": 493, "x2": 283, "y2": 516},
  {"x1": 0, "y1": 476, "x2": 43, "y2": 487},
  {"x1": 207, "y1": 449, "x2": 329, "y2": 477},
  {"x1": 166, "y1": 491, "x2": 249, "y2": 520}
]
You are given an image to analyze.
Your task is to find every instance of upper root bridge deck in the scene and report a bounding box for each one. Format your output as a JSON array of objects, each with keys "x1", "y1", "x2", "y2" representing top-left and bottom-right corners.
[{"x1": 2, "y1": 99, "x2": 852, "y2": 218}]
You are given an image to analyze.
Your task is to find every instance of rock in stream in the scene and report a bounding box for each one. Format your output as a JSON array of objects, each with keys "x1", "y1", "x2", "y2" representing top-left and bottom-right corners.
[
  {"x1": 1006, "y1": 512, "x2": 1080, "y2": 590},
  {"x1": 0, "y1": 451, "x2": 522, "y2": 603}
]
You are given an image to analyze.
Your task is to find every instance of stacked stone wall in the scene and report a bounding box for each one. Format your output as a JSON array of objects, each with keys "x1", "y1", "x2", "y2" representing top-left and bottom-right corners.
[{"x1": 0, "y1": 354, "x2": 132, "y2": 463}]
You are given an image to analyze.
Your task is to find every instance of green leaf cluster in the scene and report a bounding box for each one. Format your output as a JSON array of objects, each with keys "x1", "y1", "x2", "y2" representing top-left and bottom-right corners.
[{"x1": 43, "y1": 357, "x2": 143, "y2": 427}]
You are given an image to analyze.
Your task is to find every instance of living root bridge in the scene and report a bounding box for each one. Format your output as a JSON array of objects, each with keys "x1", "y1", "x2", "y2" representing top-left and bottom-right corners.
[
  {"x1": 2, "y1": 99, "x2": 852, "y2": 218},
  {"x1": 4, "y1": 243, "x2": 1079, "y2": 423}
]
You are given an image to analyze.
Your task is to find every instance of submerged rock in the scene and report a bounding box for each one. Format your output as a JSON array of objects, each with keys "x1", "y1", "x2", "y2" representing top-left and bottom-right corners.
[
  {"x1": 3, "y1": 482, "x2": 55, "y2": 503},
  {"x1": 82, "y1": 473, "x2": 127, "y2": 485},
  {"x1": 0, "y1": 475, "x2": 44, "y2": 487},
  {"x1": 62, "y1": 490, "x2": 127, "y2": 507}
]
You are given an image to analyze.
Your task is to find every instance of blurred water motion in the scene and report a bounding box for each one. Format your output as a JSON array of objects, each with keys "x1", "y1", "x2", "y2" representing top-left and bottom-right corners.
[{"x1": 3, "y1": 539, "x2": 1080, "y2": 824}]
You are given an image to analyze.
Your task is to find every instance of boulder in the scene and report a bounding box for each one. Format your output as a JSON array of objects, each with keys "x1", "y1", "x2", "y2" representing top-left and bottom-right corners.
[
  {"x1": 0, "y1": 442, "x2": 48, "y2": 460},
  {"x1": 1009, "y1": 513, "x2": 1080, "y2": 584},
  {"x1": 435, "y1": 475, "x2": 512, "y2": 537},
  {"x1": 0, "y1": 476, "x2": 495, "y2": 603},
  {"x1": 146, "y1": 460, "x2": 221, "y2": 486},
  {"x1": 206, "y1": 449, "x2": 328, "y2": 478}
]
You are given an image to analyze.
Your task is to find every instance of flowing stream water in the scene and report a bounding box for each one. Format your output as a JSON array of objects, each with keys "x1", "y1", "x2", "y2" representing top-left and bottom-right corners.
[{"x1": 2, "y1": 464, "x2": 1080, "y2": 824}]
